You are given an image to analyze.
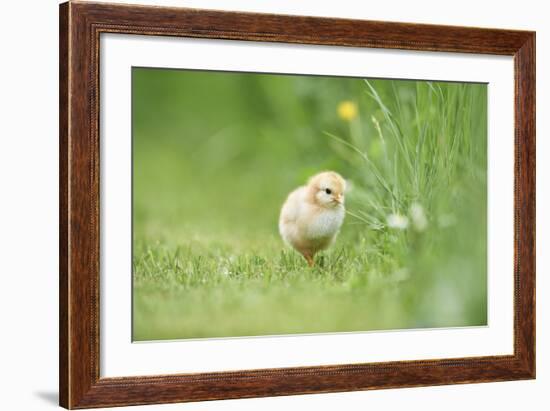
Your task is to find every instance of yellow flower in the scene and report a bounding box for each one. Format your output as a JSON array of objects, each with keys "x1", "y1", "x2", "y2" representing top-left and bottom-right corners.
[{"x1": 337, "y1": 100, "x2": 358, "y2": 121}]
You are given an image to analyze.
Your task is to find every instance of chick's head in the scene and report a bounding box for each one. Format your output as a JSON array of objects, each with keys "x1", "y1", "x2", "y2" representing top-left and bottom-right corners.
[{"x1": 308, "y1": 171, "x2": 346, "y2": 209}]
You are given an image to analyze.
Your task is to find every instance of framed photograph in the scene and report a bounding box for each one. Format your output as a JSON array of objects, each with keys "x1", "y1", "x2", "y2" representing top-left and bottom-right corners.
[{"x1": 59, "y1": 1, "x2": 535, "y2": 408}]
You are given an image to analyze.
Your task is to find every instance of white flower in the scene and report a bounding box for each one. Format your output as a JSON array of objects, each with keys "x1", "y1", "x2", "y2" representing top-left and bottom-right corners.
[
  {"x1": 438, "y1": 214, "x2": 457, "y2": 228},
  {"x1": 410, "y1": 202, "x2": 428, "y2": 232},
  {"x1": 392, "y1": 267, "x2": 411, "y2": 282},
  {"x1": 387, "y1": 213, "x2": 409, "y2": 229}
]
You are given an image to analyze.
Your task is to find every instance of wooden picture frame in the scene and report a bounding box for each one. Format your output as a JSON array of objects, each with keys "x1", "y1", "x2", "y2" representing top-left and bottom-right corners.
[{"x1": 59, "y1": 1, "x2": 535, "y2": 408}]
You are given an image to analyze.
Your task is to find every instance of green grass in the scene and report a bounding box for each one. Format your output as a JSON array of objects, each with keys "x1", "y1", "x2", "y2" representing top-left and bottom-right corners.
[{"x1": 132, "y1": 69, "x2": 487, "y2": 341}]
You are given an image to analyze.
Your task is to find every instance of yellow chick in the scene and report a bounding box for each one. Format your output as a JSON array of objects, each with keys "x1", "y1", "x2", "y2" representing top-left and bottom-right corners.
[{"x1": 279, "y1": 171, "x2": 346, "y2": 266}]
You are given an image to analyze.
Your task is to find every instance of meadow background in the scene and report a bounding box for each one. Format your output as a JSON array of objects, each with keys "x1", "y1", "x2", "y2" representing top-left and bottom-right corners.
[{"x1": 132, "y1": 68, "x2": 487, "y2": 341}]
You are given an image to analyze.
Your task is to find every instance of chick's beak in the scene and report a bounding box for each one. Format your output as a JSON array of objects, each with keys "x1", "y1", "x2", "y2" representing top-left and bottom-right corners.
[{"x1": 334, "y1": 194, "x2": 343, "y2": 204}]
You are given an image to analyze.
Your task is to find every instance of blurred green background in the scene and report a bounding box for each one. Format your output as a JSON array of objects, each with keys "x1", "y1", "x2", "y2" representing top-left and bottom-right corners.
[{"x1": 132, "y1": 67, "x2": 487, "y2": 341}]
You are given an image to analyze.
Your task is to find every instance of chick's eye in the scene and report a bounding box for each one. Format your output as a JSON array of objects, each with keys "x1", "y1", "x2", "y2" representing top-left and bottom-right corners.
[{"x1": 325, "y1": 188, "x2": 332, "y2": 195}]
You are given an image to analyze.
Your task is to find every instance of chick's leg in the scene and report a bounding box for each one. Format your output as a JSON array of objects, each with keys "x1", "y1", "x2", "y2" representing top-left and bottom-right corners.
[{"x1": 303, "y1": 253, "x2": 315, "y2": 267}]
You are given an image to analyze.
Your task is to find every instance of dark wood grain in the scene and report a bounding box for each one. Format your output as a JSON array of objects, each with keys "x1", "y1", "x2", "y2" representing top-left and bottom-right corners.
[
  {"x1": 514, "y1": 33, "x2": 536, "y2": 376},
  {"x1": 59, "y1": 2, "x2": 69, "y2": 407},
  {"x1": 59, "y1": 1, "x2": 536, "y2": 408}
]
